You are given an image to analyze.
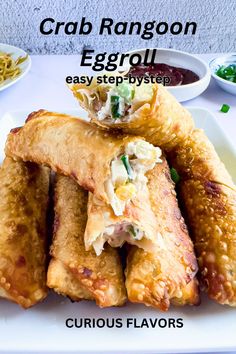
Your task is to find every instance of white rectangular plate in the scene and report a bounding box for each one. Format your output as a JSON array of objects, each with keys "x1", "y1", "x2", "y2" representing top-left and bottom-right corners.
[{"x1": 0, "y1": 107, "x2": 236, "y2": 354}]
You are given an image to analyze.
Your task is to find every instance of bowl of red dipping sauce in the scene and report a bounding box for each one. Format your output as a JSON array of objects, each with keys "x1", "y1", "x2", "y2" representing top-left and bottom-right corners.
[{"x1": 123, "y1": 48, "x2": 211, "y2": 102}]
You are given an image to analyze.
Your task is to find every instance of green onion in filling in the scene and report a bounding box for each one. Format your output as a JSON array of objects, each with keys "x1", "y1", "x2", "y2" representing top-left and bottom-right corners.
[
  {"x1": 116, "y1": 83, "x2": 135, "y2": 102},
  {"x1": 128, "y1": 225, "x2": 138, "y2": 238},
  {"x1": 111, "y1": 95, "x2": 121, "y2": 119},
  {"x1": 170, "y1": 167, "x2": 180, "y2": 184},
  {"x1": 121, "y1": 154, "x2": 134, "y2": 180}
]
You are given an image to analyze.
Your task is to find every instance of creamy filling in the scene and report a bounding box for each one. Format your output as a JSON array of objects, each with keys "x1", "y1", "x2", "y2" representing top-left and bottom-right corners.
[
  {"x1": 92, "y1": 223, "x2": 144, "y2": 256},
  {"x1": 95, "y1": 82, "x2": 153, "y2": 122},
  {"x1": 106, "y1": 140, "x2": 162, "y2": 216}
]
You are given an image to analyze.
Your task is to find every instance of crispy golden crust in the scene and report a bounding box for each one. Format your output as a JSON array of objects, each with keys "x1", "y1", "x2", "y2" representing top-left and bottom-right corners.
[
  {"x1": 125, "y1": 158, "x2": 199, "y2": 311},
  {"x1": 47, "y1": 259, "x2": 93, "y2": 302},
  {"x1": 169, "y1": 129, "x2": 236, "y2": 306},
  {"x1": 47, "y1": 175, "x2": 127, "y2": 307},
  {"x1": 0, "y1": 157, "x2": 49, "y2": 308},
  {"x1": 5, "y1": 109, "x2": 141, "y2": 205},
  {"x1": 71, "y1": 83, "x2": 194, "y2": 151}
]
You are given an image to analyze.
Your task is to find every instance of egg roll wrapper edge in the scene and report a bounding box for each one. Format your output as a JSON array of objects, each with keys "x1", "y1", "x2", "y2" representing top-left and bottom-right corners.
[
  {"x1": 47, "y1": 175, "x2": 127, "y2": 307},
  {"x1": 169, "y1": 129, "x2": 236, "y2": 306},
  {"x1": 0, "y1": 157, "x2": 49, "y2": 308}
]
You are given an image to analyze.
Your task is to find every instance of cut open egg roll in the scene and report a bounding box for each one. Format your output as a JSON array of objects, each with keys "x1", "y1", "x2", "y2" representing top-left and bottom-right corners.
[
  {"x1": 86, "y1": 156, "x2": 199, "y2": 310},
  {"x1": 5, "y1": 109, "x2": 162, "y2": 217},
  {"x1": 47, "y1": 175, "x2": 127, "y2": 307},
  {"x1": 0, "y1": 157, "x2": 49, "y2": 308},
  {"x1": 85, "y1": 181, "x2": 160, "y2": 255},
  {"x1": 169, "y1": 129, "x2": 236, "y2": 306},
  {"x1": 70, "y1": 81, "x2": 194, "y2": 151}
]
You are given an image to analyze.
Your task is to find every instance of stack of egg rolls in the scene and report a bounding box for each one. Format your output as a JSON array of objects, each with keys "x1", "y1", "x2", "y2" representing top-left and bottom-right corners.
[
  {"x1": 169, "y1": 129, "x2": 236, "y2": 306},
  {"x1": 0, "y1": 157, "x2": 49, "y2": 308},
  {"x1": 70, "y1": 79, "x2": 236, "y2": 307},
  {"x1": 47, "y1": 175, "x2": 127, "y2": 307},
  {"x1": 70, "y1": 82, "x2": 194, "y2": 151}
]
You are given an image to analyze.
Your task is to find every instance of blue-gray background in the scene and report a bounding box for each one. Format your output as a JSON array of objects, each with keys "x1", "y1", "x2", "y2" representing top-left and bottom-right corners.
[{"x1": 1, "y1": 0, "x2": 236, "y2": 54}]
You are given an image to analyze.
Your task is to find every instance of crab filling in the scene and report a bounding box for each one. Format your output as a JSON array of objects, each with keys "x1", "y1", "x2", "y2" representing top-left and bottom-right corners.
[
  {"x1": 92, "y1": 223, "x2": 144, "y2": 256},
  {"x1": 105, "y1": 140, "x2": 162, "y2": 216},
  {"x1": 95, "y1": 82, "x2": 153, "y2": 122}
]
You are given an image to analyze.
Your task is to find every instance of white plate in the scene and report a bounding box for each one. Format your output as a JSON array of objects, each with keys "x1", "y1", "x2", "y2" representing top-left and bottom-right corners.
[
  {"x1": 0, "y1": 107, "x2": 236, "y2": 354},
  {"x1": 0, "y1": 43, "x2": 31, "y2": 92}
]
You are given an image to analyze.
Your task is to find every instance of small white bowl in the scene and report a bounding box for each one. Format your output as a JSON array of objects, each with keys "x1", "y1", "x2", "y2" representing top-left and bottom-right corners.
[
  {"x1": 209, "y1": 54, "x2": 236, "y2": 95},
  {"x1": 124, "y1": 48, "x2": 211, "y2": 102}
]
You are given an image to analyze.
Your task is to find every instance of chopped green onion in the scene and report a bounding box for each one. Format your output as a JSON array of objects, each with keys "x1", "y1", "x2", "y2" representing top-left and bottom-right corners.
[
  {"x1": 170, "y1": 167, "x2": 180, "y2": 184},
  {"x1": 116, "y1": 83, "x2": 134, "y2": 102},
  {"x1": 111, "y1": 95, "x2": 121, "y2": 119},
  {"x1": 131, "y1": 88, "x2": 135, "y2": 100},
  {"x1": 216, "y1": 64, "x2": 236, "y2": 83},
  {"x1": 220, "y1": 104, "x2": 230, "y2": 113},
  {"x1": 121, "y1": 154, "x2": 134, "y2": 180},
  {"x1": 128, "y1": 225, "x2": 137, "y2": 238}
]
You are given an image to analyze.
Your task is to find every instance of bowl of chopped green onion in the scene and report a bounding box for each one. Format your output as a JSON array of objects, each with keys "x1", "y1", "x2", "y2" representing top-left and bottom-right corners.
[{"x1": 209, "y1": 54, "x2": 236, "y2": 95}]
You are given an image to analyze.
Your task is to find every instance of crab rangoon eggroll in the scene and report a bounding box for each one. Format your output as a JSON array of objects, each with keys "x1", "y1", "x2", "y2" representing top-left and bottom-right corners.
[
  {"x1": 47, "y1": 175, "x2": 127, "y2": 307},
  {"x1": 70, "y1": 81, "x2": 194, "y2": 151},
  {"x1": 0, "y1": 157, "x2": 49, "y2": 308},
  {"x1": 86, "y1": 157, "x2": 199, "y2": 310},
  {"x1": 5, "y1": 110, "x2": 162, "y2": 218},
  {"x1": 169, "y1": 129, "x2": 236, "y2": 306}
]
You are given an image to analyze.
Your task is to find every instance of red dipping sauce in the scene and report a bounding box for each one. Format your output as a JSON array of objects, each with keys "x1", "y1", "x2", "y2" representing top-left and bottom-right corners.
[{"x1": 128, "y1": 63, "x2": 199, "y2": 86}]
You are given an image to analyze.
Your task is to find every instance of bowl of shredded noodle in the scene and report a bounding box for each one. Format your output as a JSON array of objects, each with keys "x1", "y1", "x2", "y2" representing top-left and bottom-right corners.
[{"x1": 0, "y1": 43, "x2": 31, "y2": 91}]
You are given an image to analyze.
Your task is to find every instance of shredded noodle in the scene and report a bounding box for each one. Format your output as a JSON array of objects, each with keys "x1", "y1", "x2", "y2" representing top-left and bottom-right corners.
[{"x1": 0, "y1": 51, "x2": 28, "y2": 85}]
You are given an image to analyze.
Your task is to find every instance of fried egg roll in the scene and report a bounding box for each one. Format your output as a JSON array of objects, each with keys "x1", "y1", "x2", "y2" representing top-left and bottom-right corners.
[
  {"x1": 5, "y1": 110, "x2": 162, "y2": 217},
  {"x1": 85, "y1": 187, "x2": 160, "y2": 255},
  {"x1": 70, "y1": 81, "x2": 194, "y2": 151},
  {"x1": 169, "y1": 129, "x2": 236, "y2": 306},
  {"x1": 47, "y1": 175, "x2": 127, "y2": 307},
  {"x1": 0, "y1": 157, "x2": 49, "y2": 308},
  {"x1": 87, "y1": 157, "x2": 199, "y2": 310}
]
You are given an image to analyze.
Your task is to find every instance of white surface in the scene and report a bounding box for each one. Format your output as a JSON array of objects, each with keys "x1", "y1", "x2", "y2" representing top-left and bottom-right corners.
[
  {"x1": 209, "y1": 54, "x2": 236, "y2": 95},
  {"x1": 0, "y1": 107, "x2": 236, "y2": 354},
  {"x1": 0, "y1": 43, "x2": 31, "y2": 91},
  {"x1": 0, "y1": 54, "x2": 236, "y2": 354},
  {"x1": 125, "y1": 48, "x2": 211, "y2": 102}
]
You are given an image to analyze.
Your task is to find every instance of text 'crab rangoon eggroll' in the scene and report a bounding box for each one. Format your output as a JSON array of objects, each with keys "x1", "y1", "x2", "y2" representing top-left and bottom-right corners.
[
  {"x1": 5, "y1": 109, "x2": 162, "y2": 217},
  {"x1": 70, "y1": 80, "x2": 194, "y2": 151},
  {"x1": 0, "y1": 157, "x2": 49, "y2": 308},
  {"x1": 47, "y1": 175, "x2": 127, "y2": 307},
  {"x1": 169, "y1": 129, "x2": 236, "y2": 306},
  {"x1": 86, "y1": 156, "x2": 199, "y2": 310}
]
